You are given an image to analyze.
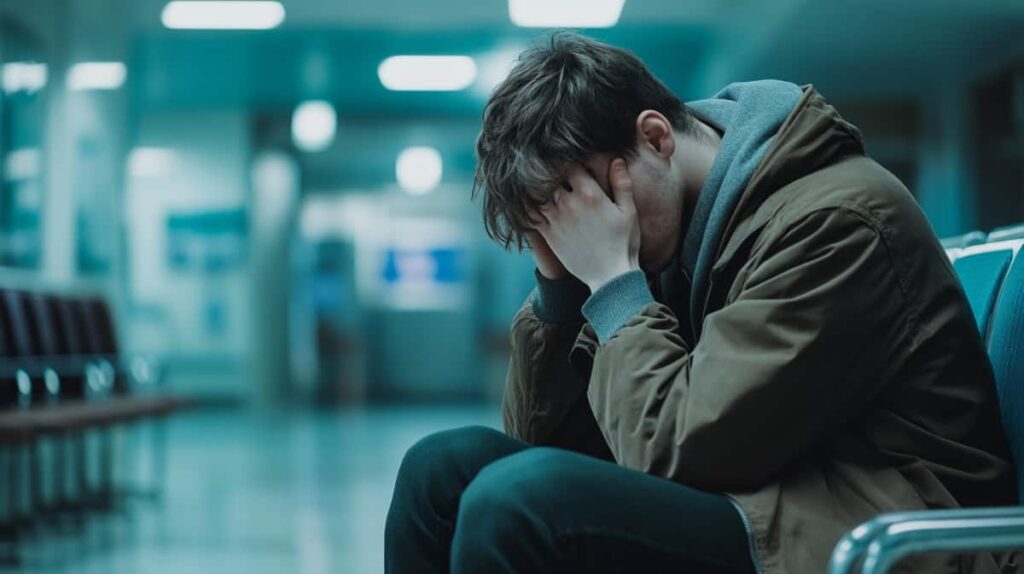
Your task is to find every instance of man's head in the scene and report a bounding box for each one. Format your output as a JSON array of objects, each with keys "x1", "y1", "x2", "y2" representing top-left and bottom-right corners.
[{"x1": 474, "y1": 32, "x2": 703, "y2": 270}]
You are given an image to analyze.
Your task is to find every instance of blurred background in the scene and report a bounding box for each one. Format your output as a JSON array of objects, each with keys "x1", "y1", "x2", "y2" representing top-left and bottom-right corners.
[{"x1": 0, "y1": 0, "x2": 1022, "y2": 571}]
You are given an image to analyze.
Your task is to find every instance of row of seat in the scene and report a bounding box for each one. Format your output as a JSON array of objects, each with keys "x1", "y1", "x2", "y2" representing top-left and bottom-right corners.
[
  {"x1": 0, "y1": 288, "x2": 190, "y2": 564},
  {"x1": 827, "y1": 225, "x2": 1024, "y2": 572},
  {"x1": 942, "y1": 225, "x2": 1024, "y2": 497}
]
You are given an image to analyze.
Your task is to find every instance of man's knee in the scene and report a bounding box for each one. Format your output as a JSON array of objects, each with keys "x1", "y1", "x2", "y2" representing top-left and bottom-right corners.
[
  {"x1": 456, "y1": 447, "x2": 580, "y2": 537},
  {"x1": 395, "y1": 425, "x2": 510, "y2": 494}
]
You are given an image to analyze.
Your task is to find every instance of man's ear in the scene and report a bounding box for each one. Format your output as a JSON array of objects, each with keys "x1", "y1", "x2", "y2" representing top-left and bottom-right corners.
[{"x1": 635, "y1": 110, "x2": 675, "y2": 159}]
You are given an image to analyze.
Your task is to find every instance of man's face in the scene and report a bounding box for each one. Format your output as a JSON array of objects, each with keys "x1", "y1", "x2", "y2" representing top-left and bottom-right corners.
[{"x1": 580, "y1": 149, "x2": 682, "y2": 272}]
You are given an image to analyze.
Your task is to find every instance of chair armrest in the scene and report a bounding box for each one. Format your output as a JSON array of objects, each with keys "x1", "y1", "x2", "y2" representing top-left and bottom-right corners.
[
  {"x1": 124, "y1": 354, "x2": 165, "y2": 391},
  {"x1": 829, "y1": 506, "x2": 1024, "y2": 574}
]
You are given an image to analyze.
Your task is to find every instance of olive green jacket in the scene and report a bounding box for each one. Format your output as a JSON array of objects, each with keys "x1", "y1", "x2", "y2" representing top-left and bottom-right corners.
[{"x1": 502, "y1": 86, "x2": 1018, "y2": 573}]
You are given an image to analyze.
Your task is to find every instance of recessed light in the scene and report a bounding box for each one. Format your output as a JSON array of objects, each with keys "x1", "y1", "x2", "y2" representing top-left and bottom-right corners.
[{"x1": 378, "y1": 56, "x2": 476, "y2": 92}]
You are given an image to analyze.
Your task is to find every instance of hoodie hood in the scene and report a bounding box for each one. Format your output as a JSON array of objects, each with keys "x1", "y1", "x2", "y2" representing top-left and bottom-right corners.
[
  {"x1": 663, "y1": 83, "x2": 867, "y2": 342},
  {"x1": 678, "y1": 81, "x2": 803, "y2": 340},
  {"x1": 731, "y1": 85, "x2": 865, "y2": 230}
]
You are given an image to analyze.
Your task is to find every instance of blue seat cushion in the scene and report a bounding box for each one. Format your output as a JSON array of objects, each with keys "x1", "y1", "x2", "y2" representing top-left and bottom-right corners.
[
  {"x1": 953, "y1": 250, "x2": 1013, "y2": 336},
  {"x1": 987, "y1": 250, "x2": 1024, "y2": 500}
]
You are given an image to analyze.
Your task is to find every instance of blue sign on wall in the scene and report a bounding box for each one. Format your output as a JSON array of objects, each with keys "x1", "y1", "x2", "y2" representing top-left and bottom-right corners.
[{"x1": 381, "y1": 247, "x2": 466, "y2": 286}]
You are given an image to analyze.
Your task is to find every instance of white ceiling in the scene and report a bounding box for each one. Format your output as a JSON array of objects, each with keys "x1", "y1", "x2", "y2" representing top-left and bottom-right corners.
[{"x1": 115, "y1": 0, "x2": 1024, "y2": 107}]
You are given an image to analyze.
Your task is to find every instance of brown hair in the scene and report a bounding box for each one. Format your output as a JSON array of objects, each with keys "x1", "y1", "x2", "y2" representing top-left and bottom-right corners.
[{"x1": 473, "y1": 31, "x2": 695, "y2": 249}]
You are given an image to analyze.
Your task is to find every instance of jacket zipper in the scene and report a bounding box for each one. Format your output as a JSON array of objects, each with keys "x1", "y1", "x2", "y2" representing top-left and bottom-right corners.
[{"x1": 727, "y1": 496, "x2": 765, "y2": 574}]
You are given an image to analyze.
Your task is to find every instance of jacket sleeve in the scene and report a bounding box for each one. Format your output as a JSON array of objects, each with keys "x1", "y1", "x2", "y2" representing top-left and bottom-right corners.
[
  {"x1": 587, "y1": 207, "x2": 912, "y2": 490},
  {"x1": 503, "y1": 296, "x2": 614, "y2": 460}
]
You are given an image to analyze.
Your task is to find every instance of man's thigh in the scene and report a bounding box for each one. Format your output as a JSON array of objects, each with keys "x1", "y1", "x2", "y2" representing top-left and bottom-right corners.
[{"x1": 455, "y1": 447, "x2": 755, "y2": 573}]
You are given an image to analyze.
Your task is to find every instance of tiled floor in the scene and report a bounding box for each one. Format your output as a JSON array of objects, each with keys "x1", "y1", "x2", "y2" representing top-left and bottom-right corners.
[{"x1": 2, "y1": 405, "x2": 500, "y2": 573}]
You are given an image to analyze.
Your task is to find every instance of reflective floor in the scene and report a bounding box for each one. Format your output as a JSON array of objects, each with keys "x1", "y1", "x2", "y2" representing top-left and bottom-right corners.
[{"x1": 2, "y1": 405, "x2": 500, "y2": 573}]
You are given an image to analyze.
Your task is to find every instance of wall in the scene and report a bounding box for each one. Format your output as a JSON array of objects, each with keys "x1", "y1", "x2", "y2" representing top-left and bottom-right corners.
[{"x1": 124, "y1": 110, "x2": 253, "y2": 400}]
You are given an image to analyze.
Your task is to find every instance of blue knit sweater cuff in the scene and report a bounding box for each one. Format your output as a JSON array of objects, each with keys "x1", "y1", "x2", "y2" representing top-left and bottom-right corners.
[
  {"x1": 531, "y1": 269, "x2": 590, "y2": 324},
  {"x1": 582, "y1": 270, "x2": 654, "y2": 344}
]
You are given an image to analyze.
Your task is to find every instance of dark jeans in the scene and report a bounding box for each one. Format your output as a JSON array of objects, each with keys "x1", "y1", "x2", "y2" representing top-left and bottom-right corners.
[{"x1": 385, "y1": 426, "x2": 756, "y2": 573}]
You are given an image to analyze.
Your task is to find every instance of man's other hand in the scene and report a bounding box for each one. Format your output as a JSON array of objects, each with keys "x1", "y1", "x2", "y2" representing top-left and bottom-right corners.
[
  {"x1": 525, "y1": 231, "x2": 570, "y2": 280},
  {"x1": 535, "y1": 159, "x2": 641, "y2": 293}
]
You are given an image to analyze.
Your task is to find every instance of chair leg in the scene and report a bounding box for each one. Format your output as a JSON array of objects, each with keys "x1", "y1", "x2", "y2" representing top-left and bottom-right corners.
[
  {"x1": 1, "y1": 447, "x2": 9, "y2": 522},
  {"x1": 55, "y1": 435, "x2": 68, "y2": 510},
  {"x1": 96, "y1": 427, "x2": 115, "y2": 509},
  {"x1": 0, "y1": 447, "x2": 20, "y2": 566},
  {"x1": 13, "y1": 443, "x2": 33, "y2": 533},
  {"x1": 75, "y1": 433, "x2": 90, "y2": 507},
  {"x1": 82, "y1": 429, "x2": 110, "y2": 510},
  {"x1": 29, "y1": 441, "x2": 44, "y2": 515},
  {"x1": 150, "y1": 417, "x2": 168, "y2": 501},
  {"x1": 0, "y1": 522, "x2": 19, "y2": 566},
  {"x1": 120, "y1": 417, "x2": 168, "y2": 502},
  {"x1": 55, "y1": 433, "x2": 87, "y2": 526}
]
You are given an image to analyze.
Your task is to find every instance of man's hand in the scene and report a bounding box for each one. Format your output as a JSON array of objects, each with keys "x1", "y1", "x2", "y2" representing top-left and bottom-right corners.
[
  {"x1": 534, "y1": 158, "x2": 641, "y2": 293},
  {"x1": 525, "y1": 231, "x2": 570, "y2": 280}
]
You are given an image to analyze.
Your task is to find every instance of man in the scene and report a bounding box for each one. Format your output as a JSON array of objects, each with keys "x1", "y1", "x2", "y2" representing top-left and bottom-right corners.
[{"x1": 385, "y1": 32, "x2": 1018, "y2": 573}]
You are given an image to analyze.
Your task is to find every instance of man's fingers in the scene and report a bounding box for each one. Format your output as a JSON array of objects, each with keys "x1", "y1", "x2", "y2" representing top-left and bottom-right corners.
[
  {"x1": 540, "y1": 186, "x2": 574, "y2": 220},
  {"x1": 531, "y1": 221, "x2": 553, "y2": 246},
  {"x1": 537, "y1": 194, "x2": 561, "y2": 225},
  {"x1": 524, "y1": 229, "x2": 546, "y2": 249},
  {"x1": 608, "y1": 158, "x2": 635, "y2": 209},
  {"x1": 566, "y1": 165, "x2": 603, "y2": 202},
  {"x1": 526, "y1": 206, "x2": 550, "y2": 229}
]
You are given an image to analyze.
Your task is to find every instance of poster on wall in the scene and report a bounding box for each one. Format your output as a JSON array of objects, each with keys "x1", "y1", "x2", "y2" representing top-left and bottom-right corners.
[
  {"x1": 166, "y1": 209, "x2": 247, "y2": 272},
  {"x1": 165, "y1": 209, "x2": 248, "y2": 339}
]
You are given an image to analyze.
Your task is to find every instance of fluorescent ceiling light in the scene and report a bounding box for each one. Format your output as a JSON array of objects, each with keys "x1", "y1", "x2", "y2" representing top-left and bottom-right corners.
[
  {"x1": 162, "y1": 1, "x2": 285, "y2": 30},
  {"x1": 2, "y1": 62, "x2": 48, "y2": 94},
  {"x1": 397, "y1": 147, "x2": 442, "y2": 195},
  {"x1": 68, "y1": 62, "x2": 126, "y2": 91},
  {"x1": 378, "y1": 56, "x2": 476, "y2": 92},
  {"x1": 291, "y1": 100, "x2": 337, "y2": 152},
  {"x1": 509, "y1": 0, "x2": 625, "y2": 27}
]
